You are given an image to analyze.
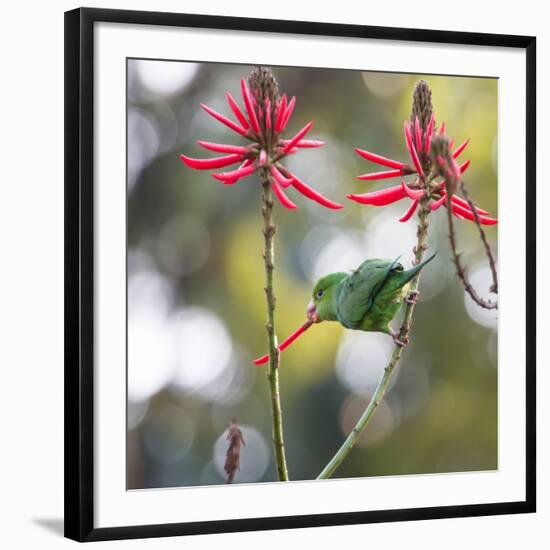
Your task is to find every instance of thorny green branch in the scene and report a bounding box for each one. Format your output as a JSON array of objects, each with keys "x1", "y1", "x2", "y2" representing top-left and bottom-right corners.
[
  {"x1": 260, "y1": 167, "x2": 289, "y2": 482},
  {"x1": 318, "y1": 192, "x2": 431, "y2": 480}
]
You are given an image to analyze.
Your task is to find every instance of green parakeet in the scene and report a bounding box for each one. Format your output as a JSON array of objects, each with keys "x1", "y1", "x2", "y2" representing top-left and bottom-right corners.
[
  {"x1": 253, "y1": 253, "x2": 437, "y2": 365},
  {"x1": 306, "y1": 253, "x2": 437, "y2": 345}
]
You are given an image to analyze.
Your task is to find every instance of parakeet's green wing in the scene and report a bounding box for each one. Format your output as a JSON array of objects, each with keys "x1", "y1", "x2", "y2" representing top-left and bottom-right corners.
[{"x1": 336, "y1": 258, "x2": 403, "y2": 329}]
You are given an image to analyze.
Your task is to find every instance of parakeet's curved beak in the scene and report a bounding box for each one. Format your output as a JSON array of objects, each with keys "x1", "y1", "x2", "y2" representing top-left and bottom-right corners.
[{"x1": 307, "y1": 300, "x2": 321, "y2": 323}]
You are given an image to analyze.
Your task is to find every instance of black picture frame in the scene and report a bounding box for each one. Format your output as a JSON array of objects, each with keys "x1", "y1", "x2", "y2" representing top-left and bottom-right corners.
[{"x1": 65, "y1": 7, "x2": 537, "y2": 542}]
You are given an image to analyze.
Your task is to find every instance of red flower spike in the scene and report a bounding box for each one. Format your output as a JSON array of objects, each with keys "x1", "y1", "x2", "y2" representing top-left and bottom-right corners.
[
  {"x1": 399, "y1": 199, "x2": 419, "y2": 222},
  {"x1": 183, "y1": 70, "x2": 339, "y2": 210},
  {"x1": 274, "y1": 94, "x2": 288, "y2": 132},
  {"x1": 212, "y1": 163, "x2": 256, "y2": 182},
  {"x1": 351, "y1": 109, "x2": 496, "y2": 229},
  {"x1": 240, "y1": 79, "x2": 261, "y2": 134},
  {"x1": 290, "y1": 174, "x2": 343, "y2": 209},
  {"x1": 346, "y1": 184, "x2": 407, "y2": 206},
  {"x1": 401, "y1": 179, "x2": 426, "y2": 200},
  {"x1": 283, "y1": 121, "x2": 314, "y2": 153},
  {"x1": 225, "y1": 91, "x2": 250, "y2": 130},
  {"x1": 425, "y1": 114, "x2": 435, "y2": 153},
  {"x1": 272, "y1": 177, "x2": 298, "y2": 210},
  {"x1": 197, "y1": 140, "x2": 249, "y2": 155},
  {"x1": 453, "y1": 138, "x2": 470, "y2": 159},
  {"x1": 180, "y1": 153, "x2": 243, "y2": 170},
  {"x1": 355, "y1": 148, "x2": 407, "y2": 170},
  {"x1": 281, "y1": 96, "x2": 296, "y2": 130},
  {"x1": 271, "y1": 165, "x2": 293, "y2": 188},
  {"x1": 415, "y1": 116, "x2": 423, "y2": 152},
  {"x1": 253, "y1": 320, "x2": 313, "y2": 365},
  {"x1": 404, "y1": 122, "x2": 424, "y2": 176},
  {"x1": 200, "y1": 103, "x2": 247, "y2": 137},
  {"x1": 357, "y1": 169, "x2": 405, "y2": 181}
]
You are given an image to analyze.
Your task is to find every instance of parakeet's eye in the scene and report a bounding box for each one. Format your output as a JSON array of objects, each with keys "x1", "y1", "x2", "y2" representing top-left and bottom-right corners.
[{"x1": 316, "y1": 289, "x2": 324, "y2": 299}]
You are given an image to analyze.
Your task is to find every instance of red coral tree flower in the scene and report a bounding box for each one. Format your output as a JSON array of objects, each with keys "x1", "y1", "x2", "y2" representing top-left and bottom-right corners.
[
  {"x1": 180, "y1": 67, "x2": 342, "y2": 210},
  {"x1": 348, "y1": 87, "x2": 497, "y2": 225}
]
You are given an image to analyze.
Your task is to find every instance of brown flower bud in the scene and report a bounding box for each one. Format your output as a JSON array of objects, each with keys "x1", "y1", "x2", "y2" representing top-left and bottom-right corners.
[
  {"x1": 248, "y1": 66, "x2": 280, "y2": 104},
  {"x1": 410, "y1": 79, "x2": 433, "y2": 133}
]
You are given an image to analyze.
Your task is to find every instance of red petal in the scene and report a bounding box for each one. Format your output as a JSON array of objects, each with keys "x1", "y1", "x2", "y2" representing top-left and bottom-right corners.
[
  {"x1": 283, "y1": 121, "x2": 314, "y2": 153},
  {"x1": 430, "y1": 193, "x2": 447, "y2": 211},
  {"x1": 452, "y1": 138, "x2": 470, "y2": 159},
  {"x1": 280, "y1": 139, "x2": 325, "y2": 149},
  {"x1": 399, "y1": 199, "x2": 419, "y2": 222},
  {"x1": 415, "y1": 116, "x2": 423, "y2": 152},
  {"x1": 197, "y1": 140, "x2": 249, "y2": 155},
  {"x1": 265, "y1": 98, "x2": 272, "y2": 129},
  {"x1": 355, "y1": 148, "x2": 407, "y2": 170},
  {"x1": 401, "y1": 179, "x2": 426, "y2": 200},
  {"x1": 180, "y1": 153, "x2": 243, "y2": 170},
  {"x1": 212, "y1": 163, "x2": 256, "y2": 182},
  {"x1": 425, "y1": 114, "x2": 435, "y2": 153},
  {"x1": 272, "y1": 178, "x2": 297, "y2": 209},
  {"x1": 346, "y1": 184, "x2": 406, "y2": 206},
  {"x1": 449, "y1": 202, "x2": 498, "y2": 225},
  {"x1": 240, "y1": 79, "x2": 260, "y2": 134},
  {"x1": 439, "y1": 121, "x2": 446, "y2": 134},
  {"x1": 458, "y1": 159, "x2": 471, "y2": 174},
  {"x1": 404, "y1": 122, "x2": 424, "y2": 176},
  {"x1": 274, "y1": 94, "x2": 288, "y2": 132},
  {"x1": 222, "y1": 158, "x2": 253, "y2": 185},
  {"x1": 253, "y1": 320, "x2": 313, "y2": 365},
  {"x1": 451, "y1": 195, "x2": 490, "y2": 215},
  {"x1": 225, "y1": 91, "x2": 250, "y2": 130},
  {"x1": 271, "y1": 165, "x2": 293, "y2": 188},
  {"x1": 290, "y1": 173, "x2": 343, "y2": 209},
  {"x1": 200, "y1": 103, "x2": 247, "y2": 136},
  {"x1": 280, "y1": 96, "x2": 296, "y2": 131},
  {"x1": 357, "y1": 169, "x2": 404, "y2": 181}
]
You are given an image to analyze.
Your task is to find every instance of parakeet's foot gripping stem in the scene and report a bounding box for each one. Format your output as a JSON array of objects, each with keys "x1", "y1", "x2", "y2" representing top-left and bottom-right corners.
[
  {"x1": 390, "y1": 328, "x2": 409, "y2": 347},
  {"x1": 254, "y1": 320, "x2": 314, "y2": 365},
  {"x1": 405, "y1": 290, "x2": 420, "y2": 304}
]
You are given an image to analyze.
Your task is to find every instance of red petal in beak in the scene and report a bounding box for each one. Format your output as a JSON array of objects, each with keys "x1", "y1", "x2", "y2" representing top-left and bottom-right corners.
[{"x1": 253, "y1": 319, "x2": 314, "y2": 366}]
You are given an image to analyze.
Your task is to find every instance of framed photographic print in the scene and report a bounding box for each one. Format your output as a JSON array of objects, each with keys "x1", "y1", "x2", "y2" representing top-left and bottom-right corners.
[{"x1": 64, "y1": 7, "x2": 536, "y2": 542}]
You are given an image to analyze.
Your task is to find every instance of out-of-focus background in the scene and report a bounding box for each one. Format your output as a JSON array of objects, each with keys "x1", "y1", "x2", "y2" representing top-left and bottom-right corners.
[{"x1": 126, "y1": 59, "x2": 498, "y2": 489}]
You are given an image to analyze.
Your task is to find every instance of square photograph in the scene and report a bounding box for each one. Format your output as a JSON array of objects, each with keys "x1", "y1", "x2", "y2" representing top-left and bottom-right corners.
[{"x1": 126, "y1": 59, "x2": 498, "y2": 490}]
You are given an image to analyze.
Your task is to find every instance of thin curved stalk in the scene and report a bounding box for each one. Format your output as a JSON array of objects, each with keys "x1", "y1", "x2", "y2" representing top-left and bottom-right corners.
[
  {"x1": 260, "y1": 167, "x2": 289, "y2": 481},
  {"x1": 446, "y1": 180, "x2": 498, "y2": 309},
  {"x1": 317, "y1": 197, "x2": 430, "y2": 480}
]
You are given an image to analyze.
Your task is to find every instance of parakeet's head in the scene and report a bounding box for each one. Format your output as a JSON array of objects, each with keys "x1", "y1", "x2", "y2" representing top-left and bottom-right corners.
[{"x1": 307, "y1": 272, "x2": 347, "y2": 323}]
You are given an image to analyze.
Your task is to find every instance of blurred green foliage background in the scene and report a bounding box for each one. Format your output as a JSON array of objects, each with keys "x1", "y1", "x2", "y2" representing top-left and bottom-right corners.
[{"x1": 126, "y1": 59, "x2": 498, "y2": 489}]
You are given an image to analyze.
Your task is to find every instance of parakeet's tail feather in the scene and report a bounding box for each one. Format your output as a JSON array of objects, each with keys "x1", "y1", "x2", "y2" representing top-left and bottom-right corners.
[{"x1": 397, "y1": 252, "x2": 437, "y2": 287}]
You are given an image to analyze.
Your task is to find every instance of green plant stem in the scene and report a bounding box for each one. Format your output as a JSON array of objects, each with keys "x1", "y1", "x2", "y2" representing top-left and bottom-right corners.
[
  {"x1": 317, "y1": 198, "x2": 430, "y2": 480},
  {"x1": 260, "y1": 167, "x2": 289, "y2": 481}
]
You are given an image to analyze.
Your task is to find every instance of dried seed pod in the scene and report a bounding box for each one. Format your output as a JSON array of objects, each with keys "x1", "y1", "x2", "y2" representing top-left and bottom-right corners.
[{"x1": 224, "y1": 419, "x2": 245, "y2": 484}]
